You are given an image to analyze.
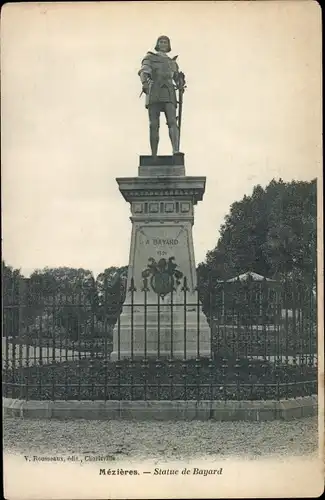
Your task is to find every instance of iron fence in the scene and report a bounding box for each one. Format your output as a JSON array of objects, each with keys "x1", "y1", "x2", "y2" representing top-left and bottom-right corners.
[{"x1": 2, "y1": 274, "x2": 317, "y2": 402}]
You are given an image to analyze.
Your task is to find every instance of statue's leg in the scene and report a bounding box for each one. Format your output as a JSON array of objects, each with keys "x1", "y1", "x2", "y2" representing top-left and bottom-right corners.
[
  {"x1": 148, "y1": 105, "x2": 160, "y2": 157},
  {"x1": 165, "y1": 103, "x2": 179, "y2": 154}
]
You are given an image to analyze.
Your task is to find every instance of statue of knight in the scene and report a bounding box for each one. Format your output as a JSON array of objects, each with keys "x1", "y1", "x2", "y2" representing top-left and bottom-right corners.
[{"x1": 138, "y1": 35, "x2": 186, "y2": 157}]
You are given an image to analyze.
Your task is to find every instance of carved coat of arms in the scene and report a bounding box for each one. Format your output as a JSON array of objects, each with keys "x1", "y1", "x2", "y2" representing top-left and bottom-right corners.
[{"x1": 142, "y1": 257, "x2": 183, "y2": 298}]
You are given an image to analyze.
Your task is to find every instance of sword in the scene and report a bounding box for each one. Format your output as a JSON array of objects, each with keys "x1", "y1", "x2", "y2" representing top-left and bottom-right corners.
[{"x1": 177, "y1": 71, "x2": 186, "y2": 150}]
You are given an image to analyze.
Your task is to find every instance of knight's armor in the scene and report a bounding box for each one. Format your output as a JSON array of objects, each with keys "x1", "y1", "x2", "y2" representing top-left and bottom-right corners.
[{"x1": 139, "y1": 51, "x2": 179, "y2": 109}]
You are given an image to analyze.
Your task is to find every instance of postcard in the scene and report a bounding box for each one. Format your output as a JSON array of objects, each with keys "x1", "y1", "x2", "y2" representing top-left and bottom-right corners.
[{"x1": 2, "y1": 1, "x2": 323, "y2": 498}]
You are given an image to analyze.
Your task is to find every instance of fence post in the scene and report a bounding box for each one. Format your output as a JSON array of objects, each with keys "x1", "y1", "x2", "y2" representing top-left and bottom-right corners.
[
  {"x1": 129, "y1": 277, "x2": 136, "y2": 400},
  {"x1": 89, "y1": 275, "x2": 97, "y2": 401},
  {"x1": 18, "y1": 278, "x2": 28, "y2": 400},
  {"x1": 141, "y1": 276, "x2": 149, "y2": 400}
]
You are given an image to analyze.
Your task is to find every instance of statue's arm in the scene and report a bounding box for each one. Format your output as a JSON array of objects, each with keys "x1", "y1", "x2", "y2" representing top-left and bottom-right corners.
[
  {"x1": 173, "y1": 62, "x2": 186, "y2": 91},
  {"x1": 138, "y1": 55, "x2": 153, "y2": 93},
  {"x1": 172, "y1": 59, "x2": 183, "y2": 89},
  {"x1": 173, "y1": 69, "x2": 180, "y2": 88}
]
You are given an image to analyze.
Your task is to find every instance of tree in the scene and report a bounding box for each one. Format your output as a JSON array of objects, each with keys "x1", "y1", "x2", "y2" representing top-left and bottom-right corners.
[
  {"x1": 198, "y1": 178, "x2": 317, "y2": 288},
  {"x1": 29, "y1": 267, "x2": 95, "y2": 300},
  {"x1": 262, "y1": 180, "x2": 317, "y2": 285},
  {"x1": 3, "y1": 263, "x2": 129, "y2": 342},
  {"x1": 2, "y1": 261, "x2": 23, "y2": 337},
  {"x1": 28, "y1": 267, "x2": 96, "y2": 341},
  {"x1": 96, "y1": 266, "x2": 128, "y2": 326},
  {"x1": 25, "y1": 266, "x2": 128, "y2": 341}
]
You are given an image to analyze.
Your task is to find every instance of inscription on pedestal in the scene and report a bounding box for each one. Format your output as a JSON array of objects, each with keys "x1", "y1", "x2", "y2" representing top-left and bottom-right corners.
[
  {"x1": 146, "y1": 238, "x2": 178, "y2": 256},
  {"x1": 150, "y1": 238, "x2": 178, "y2": 245},
  {"x1": 133, "y1": 225, "x2": 194, "y2": 291}
]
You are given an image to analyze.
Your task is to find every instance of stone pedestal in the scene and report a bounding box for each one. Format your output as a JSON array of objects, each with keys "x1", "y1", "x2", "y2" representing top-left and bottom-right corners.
[{"x1": 111, "y1": 154, "x2": 211, "y2": 360}]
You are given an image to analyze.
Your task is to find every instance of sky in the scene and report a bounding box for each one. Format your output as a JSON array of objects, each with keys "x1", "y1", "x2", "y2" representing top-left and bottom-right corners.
[{"x1": 1, "y1": 1, "x2": 322, "y2": 278}]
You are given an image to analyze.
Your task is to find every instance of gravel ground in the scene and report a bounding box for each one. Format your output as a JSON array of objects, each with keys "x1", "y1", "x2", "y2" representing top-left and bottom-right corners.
[{"x1": 3, "y1": 416, "x2": 318, "y2": 461}]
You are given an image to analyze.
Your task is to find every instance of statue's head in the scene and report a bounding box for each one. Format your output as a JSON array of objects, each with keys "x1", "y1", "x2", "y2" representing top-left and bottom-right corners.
[{"x1": 154, "y1": 35, "x2": 171, "y2": 53}]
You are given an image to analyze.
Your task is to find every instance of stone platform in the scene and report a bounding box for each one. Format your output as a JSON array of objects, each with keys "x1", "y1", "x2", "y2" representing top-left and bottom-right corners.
[
  {"x1": 138, "y1": 153, "x2": 185, "y2": 177},
  {"x1": 111, "y1": 154, "x2": 211, "y2": 360},
  {"x1": 3, "y1": 396, "x2": 318, "y2": 421}
]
